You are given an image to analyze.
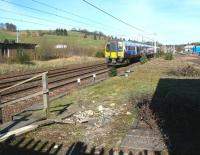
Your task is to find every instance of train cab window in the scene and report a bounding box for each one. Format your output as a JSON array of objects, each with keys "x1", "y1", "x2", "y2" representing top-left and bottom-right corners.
[
  {"x1": 118, "y1": 45, "x2": 123, "y2": 51},
  {"x1": 106, "y1": 44, "x2": 110, "y2": 51},
  {"x1": 109, "y1": 42, "x2": 117, "y2": 52}
]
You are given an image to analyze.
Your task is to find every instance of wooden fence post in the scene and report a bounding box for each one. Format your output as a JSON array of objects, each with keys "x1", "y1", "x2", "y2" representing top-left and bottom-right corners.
[{"x1": 42, "y1": 72, "x2": 49, "y2": 119}]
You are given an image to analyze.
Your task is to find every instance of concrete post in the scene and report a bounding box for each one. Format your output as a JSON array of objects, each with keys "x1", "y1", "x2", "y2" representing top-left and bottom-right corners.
[
  {"x1": 42, "y1": 72, "x2": 49, "y2": 119},
  {"x1": 154, "y1": 40, "x2": 157, "y2": 54}
]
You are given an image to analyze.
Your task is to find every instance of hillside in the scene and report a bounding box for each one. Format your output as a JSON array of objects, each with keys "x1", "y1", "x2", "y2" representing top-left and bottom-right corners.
[{"x1": 0, "y1": 30, "x2": 107, "y2": 56}]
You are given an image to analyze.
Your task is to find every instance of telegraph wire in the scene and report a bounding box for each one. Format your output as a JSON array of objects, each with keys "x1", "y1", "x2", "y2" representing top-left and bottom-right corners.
[
  {"x1": 0, "y1": 0, "x2": 101, "y2": 28},
  {"x1": 0, "y1": 8, "x2": 68, "y2": 27},
  {"x1": 82, "y1": 0, "x2": 146, "y2": 33},
  {"x1": 0, "y1": 0, "x2": 126, "y2": 34},
  {"x1": 30, "y1": 0, "x2": 127, "y2": 33},
  {"x1": 0, "y1": 16, "x2": 53, "y2": 27},
  {"x1": 31, "y1": 0, "x2": 107, "y2": 27}
]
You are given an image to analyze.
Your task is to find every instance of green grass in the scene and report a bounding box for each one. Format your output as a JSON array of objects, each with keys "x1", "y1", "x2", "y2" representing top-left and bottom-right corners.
[
  {"x1": 24, "y1": 56, "x2": 200, "y2": 150},
  {"x1": 0, "y1": 30, "x2": 16, "y2": 41},
  {"x1": 0, "y1": 30, "x2": 106, "y2": 49}
]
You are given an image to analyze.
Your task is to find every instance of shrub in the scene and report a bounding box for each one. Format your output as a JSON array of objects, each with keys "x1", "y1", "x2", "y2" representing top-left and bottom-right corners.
[
  {"x1": 131, "y1": 94, "x2": 158, "y2": 130},
  {"x1": 40, "y1": 51, "x2": 57, "y2": 60},
  {"x1": 95, "y1": 51, "x2": 104, "y2": 58},
  {"x1": 170, "y1": 65, "x2": 200, "y2": 77},
  {"x1": 164, "y1": 52, "x2": 173, "y2": 60},
  {"x1": 155, "y1": 51, "x2": 164, "y2": 58},
  {"x1": 16, "y1": 48, "x2": 30, "y2": 64},
  {"x1": 140, "y1": 54, "x2": 148, "y2": 64},
  {"x1": 109, "y1": 67, "x2": 117, "y2": 77}
]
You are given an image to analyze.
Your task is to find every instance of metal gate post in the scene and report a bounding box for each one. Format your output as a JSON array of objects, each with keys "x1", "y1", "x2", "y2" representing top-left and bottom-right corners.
[{"x1": 42, "y1": 72, "x2": 49, "y2": 119}]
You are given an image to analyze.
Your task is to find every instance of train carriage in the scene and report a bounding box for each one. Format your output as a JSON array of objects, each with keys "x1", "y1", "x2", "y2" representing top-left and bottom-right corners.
[{"x1": 105, "y1": 40, "x2": 155, "y2": 65}]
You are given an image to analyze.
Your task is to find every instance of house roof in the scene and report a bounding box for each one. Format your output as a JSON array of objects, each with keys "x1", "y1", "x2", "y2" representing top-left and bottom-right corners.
[{"x1": 0, "y1": 43, "x2": 37, "y2": 49}]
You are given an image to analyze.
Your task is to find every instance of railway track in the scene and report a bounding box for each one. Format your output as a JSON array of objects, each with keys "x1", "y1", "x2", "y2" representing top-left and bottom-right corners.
[
  {"x1": 0, "y1": 62, "x2": 108, "y2": 104},
  {"x1": 0, "y1": 60, "x2": 142, "y2": 123},
  {"x1": 0, "y1": 61, "x2": 141, "y2": 103}
]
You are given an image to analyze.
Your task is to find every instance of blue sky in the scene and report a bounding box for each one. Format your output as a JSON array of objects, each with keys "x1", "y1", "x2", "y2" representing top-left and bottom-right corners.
[{"x1": 0, "y1": 0, "x2": 200, "y2": 44}]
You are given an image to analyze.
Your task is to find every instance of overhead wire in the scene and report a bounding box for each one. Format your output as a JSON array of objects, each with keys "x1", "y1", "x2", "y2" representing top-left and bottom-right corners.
[
  {"x1": 0, "y1": 0, "x2": 106, "y2": 30},
  {"x1": 82, "y1": 0, "x2": 156, "y2": 41},
  {"x1": 30, "y1": 0, "x2": 129, "y2": 34},
  {"x1": 0, "y1": 0, "x2": 131, "y2": 36}
]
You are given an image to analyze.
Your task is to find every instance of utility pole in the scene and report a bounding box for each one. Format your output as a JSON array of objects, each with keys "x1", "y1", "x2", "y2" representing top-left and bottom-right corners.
[
  {"x1": 16, "y1": 30, "x2": 19, "y2": 43},
  {"x1": 154, "y1": 40, "x2": 157, "y2": 54}
]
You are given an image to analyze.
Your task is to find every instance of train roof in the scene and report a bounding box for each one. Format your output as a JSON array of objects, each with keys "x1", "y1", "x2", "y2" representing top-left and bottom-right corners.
[
  {"x1": 124, "y1": 41, "x2": 153, "y2": 48},
  {"x1": 108, "y1": 40, "x2": 153, "y2": 48}
]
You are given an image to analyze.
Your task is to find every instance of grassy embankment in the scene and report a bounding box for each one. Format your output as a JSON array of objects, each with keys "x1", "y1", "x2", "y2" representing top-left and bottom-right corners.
[
  {"x1": 0, "y1": 56, "x2": 104, "y2": 75},
  {"x1": 24, "y1": 55, "x2": 200, "y2": 151},
  {"x1": 0, "y1": 30, "x2": 106, "y2": 75}
]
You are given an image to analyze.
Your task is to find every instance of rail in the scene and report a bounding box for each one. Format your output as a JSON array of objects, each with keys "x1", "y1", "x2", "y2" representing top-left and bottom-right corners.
[{"x1": 0, "y1": 72, "x2": 50, "y2": 119}]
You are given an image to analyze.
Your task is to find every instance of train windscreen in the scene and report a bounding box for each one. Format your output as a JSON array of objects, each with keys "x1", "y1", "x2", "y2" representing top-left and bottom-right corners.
[{"x1": 107, "y1": 42, "x2": 117, "y2": 52}]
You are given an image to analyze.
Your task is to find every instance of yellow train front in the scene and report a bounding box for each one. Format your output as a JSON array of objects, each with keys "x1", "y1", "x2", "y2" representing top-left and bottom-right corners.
[{"x1": 105, "y1": 40, "x2": 155, "y2": 65}]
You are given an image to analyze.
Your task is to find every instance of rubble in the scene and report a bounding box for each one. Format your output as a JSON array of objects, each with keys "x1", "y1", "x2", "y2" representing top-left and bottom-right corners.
[{"x1": 126, "y1": 111, "x2": 132, "y2": 115}]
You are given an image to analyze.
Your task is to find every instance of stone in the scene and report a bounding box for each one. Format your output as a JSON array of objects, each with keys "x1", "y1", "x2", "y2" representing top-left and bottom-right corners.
[
  {"x1": 85, "y1": 110, "x2": 94, "y2": 116},
  {"x1": 54, "y1": 145, "x2": 59, "y2": 149},
  {"x1": 110, "y1": 103, "x2": 116, "y2": 107},
  {"x1": 97, "y1": 105, "x2": 104, "y2": 112},
  {"x1": 126, "y1": 111, "x2": 132, "y2": 115}
]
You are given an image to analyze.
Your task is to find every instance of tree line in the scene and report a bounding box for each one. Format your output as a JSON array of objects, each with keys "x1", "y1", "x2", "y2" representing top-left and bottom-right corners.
[{"x1": 0, "y1": 22, "x2": 17, "y2": 32}]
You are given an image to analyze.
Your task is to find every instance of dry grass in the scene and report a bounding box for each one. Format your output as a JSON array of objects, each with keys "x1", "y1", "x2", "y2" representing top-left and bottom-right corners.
[{"x1": 0, "y1": 56, "x2": 104, "y2": 75}]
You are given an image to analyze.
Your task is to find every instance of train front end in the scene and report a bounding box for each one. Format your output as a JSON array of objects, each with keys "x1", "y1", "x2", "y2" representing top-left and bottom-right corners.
[{"x1": 105, "y1": 40, "x2": 124, "y2": 65}]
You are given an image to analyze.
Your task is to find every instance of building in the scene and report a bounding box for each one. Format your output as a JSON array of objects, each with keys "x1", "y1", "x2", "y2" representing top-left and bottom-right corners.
[
  {"x1": 55, "y1": 44, "x2": 67, "y2": 49},
  {"x1": 184, "y1": 45, "x2": 194, "y2": 52},
  {"x1": 193, "y1": 46, "x2": 200, "y2": 54},
  {"x1": 0, "y1": 42, "x2": 37, "y2": 61}
]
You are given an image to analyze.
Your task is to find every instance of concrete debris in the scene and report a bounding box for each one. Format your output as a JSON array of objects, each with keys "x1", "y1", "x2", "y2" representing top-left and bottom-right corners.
[
  {"x1": 126, "y1": 111, "x2": 132, "y2": 115},
  {"x1": 53, "y1": 145, "x2": 59, "y2": 149},
  {"x1": 97, "y1": 105, "x2": 104, "y2": 112},
  {"x1": 84, "y1": 110, "x2": 94, "y2": 116},
  {"x1": 110, "y1": 103, "x2": 116, "y2": 107},
  {"x1": 97, "y1": 105, "x2": 111, "y2": 113},
  {"x1": 62, "y1": 104, "x2": 124, "y2": 127}
]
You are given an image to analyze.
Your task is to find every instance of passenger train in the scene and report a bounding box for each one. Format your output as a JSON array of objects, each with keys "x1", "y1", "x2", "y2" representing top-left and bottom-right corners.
[{"x1": 105, "y1": 40, "x2": 155, "y2": 65}]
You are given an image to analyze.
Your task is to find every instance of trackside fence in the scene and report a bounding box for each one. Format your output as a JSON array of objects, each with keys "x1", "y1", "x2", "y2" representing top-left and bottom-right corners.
[{"x1": 0, "y1": 72, "x2": 49, "y2": 123}]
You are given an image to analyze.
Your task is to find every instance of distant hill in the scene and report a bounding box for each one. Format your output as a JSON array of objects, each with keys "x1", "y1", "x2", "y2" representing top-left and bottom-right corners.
[{"x1": 0, "y1": 29, "x2": 107, "y2": 57}]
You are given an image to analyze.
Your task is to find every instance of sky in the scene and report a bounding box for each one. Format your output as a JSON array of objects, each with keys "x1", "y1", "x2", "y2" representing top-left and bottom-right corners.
[{"x1": 0, "y1": 0, "x2": 200, "y2": 44}]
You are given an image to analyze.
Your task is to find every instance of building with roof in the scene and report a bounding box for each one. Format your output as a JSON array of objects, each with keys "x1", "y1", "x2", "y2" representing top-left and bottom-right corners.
[{"x1": 0, "y1": 42, "x2": 37, "y2": 62}]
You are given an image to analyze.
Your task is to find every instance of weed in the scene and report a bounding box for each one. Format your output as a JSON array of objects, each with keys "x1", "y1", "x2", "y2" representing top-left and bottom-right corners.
[
  {"x1": 140, "y1": 54, "x2": 148, "y2": 64},
  {"x1": 109, "y1": 67, "x2": 117, "y2": 77},
  {"x1": 164, "y1": 52, "x2": 173, "y2": 60},
  {"x1": 16, "y1": 48, "x2": 30, "y2": 64},
  {"x1": 170, "y1": 65, "x2": 200, "y2": 77},
  {"x1": 155, "y1": 51, "x2": 165, "y2": 58},
  {"x1": 95, "y1": 51, "x2": 104, "y2": 58}
]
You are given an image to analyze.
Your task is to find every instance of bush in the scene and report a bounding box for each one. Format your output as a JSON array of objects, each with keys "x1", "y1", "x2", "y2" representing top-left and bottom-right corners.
[
  {"x1": 140, "y1": 54, "x2": 148, "y2": 64},
  {"x1": 170, "y1": 65, "x2": 200, "y2": 77},
  {"x1": 109, "y1": 67, "x2": 117, "y2": 77},
  {"x1": 40, "y1": 51, "x2": 57, "y2": 60},
  {"x1": 164, "y1": 52, "x2": 173, "y2": 60},
  {"x1": 155, "y1": 51, "x2": 164, "y2": 58},
  {"x1": 16, "y1": 48, "x2": 30, "y2": 64},
  {"x1": 95, "y1": 51, "x2": 104, "y2": 58}
]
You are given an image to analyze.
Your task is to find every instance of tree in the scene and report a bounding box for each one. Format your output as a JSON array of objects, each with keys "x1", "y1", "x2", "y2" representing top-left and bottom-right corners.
[
  {"x1": 94, "y1": 33, "x2": 97, "y2": 40},
  {"x1": 84, "y1": 33, "x2": 88, "y2": 38},
  {"x1": 5, "y1": 23, "x2": 17, "y2": 32},
  {"x1": 26, "y1": 30, "x2": 31, "y2": 37},
  {"x1": 4, "y1": 39, "x2": 9, "y2": 43},
  {"x1": 63, "y1": 29, "x2": 68, "y2": 36}
]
